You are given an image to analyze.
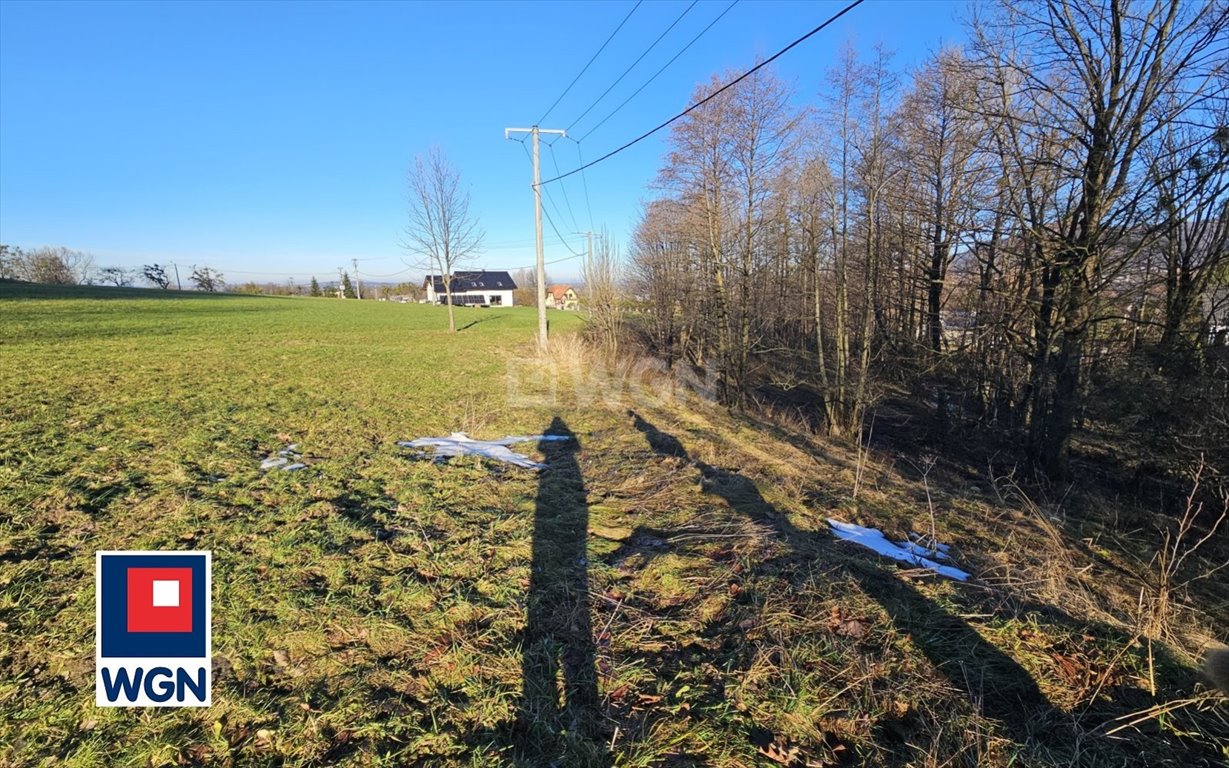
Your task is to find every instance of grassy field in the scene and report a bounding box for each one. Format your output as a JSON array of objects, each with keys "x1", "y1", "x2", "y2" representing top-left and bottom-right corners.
[{"x1": 1, "y1": 282, "x2": 1225, "y2": 767}]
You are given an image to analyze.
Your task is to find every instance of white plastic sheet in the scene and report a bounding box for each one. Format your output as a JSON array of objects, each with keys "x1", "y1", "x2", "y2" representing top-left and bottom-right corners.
[
  {"x1": 260, "y1": 444, "x2": 307, "y2": 472},
  {"x1": 827, "y1": 518, "x2": 970, "y2": 581},
  {"x1": 397, "y1": 432, "x2": 570, "y2": 470}
]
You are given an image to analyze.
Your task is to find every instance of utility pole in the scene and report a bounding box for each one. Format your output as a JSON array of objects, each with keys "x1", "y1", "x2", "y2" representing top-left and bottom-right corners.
[
  {"x1": 172, "y1": 262, "x2": 182, "y2": 291},
  {"x1": 351, "y1": 258, "x2": 362, "y2": 300},
  {"x1": 575, "y1": 230, "x2": 602, "y2": 264},
  {"x1": 505, "y1": 125, "x2": 566, "y2": 351},
  {"x1": 337, "y1": 267, "x2": 345, "y2": 299}
]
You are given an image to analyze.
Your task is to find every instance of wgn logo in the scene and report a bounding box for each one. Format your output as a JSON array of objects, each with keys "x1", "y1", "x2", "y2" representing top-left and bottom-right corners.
[{"x1": 95, "y1": 551, "x2": 211, "y2": 707}]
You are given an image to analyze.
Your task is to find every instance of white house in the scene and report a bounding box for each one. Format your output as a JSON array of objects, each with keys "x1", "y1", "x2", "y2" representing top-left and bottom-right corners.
[{"x1": 422, "y1": 271, "x2": 517, "y2": 307}]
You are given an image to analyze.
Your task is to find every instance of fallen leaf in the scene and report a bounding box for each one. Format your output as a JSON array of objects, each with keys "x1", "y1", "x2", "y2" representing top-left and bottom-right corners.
[
  {"x1": 758, "y1": 741, "x2": 800, "y2": 765},
  {"x1": 836, "y1": 619, "x2": 868, "y2": 639}
]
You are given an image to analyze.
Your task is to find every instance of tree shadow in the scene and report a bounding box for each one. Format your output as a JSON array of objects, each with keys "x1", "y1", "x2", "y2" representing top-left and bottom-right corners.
[
  {"x1": 626, "y1": 410, "x2": 1082, "y2": 763},
  {"x1": 458, "y1": 312, "x2": 507, "y2": 331},
  {"x1": 630, "y1": 410, "x2": 813, "y2": 548},
  {"x1": 514, "y1": 417, "x2": 608, "y2": 766}
]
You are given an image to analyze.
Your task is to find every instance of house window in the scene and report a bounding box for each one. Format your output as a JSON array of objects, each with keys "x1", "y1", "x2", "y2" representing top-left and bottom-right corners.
[{"x1": 489, "y1": 295, "x2": 502, "y2": 306}]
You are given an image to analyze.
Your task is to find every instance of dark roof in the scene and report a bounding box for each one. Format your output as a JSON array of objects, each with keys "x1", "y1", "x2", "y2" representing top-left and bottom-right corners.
[{"x1": 423, "y1": 271, "x2": 517, "y2": 293}]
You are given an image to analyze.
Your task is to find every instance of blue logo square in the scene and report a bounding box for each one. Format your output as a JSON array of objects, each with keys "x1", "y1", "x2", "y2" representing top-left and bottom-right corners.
[{"x1": 99, "y1": 553, "x2": 209, "y2": 658}]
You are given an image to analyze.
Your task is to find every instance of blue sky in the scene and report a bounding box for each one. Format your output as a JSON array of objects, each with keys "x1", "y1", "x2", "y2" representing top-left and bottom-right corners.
[{"x1": 0, "y1": 0, "x2": 967, "y2": 285}]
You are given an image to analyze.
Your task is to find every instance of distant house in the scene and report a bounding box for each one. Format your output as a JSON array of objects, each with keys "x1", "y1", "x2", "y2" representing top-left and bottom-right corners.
[
  {"x1": 1204, "y1": 284, "x2": 1229, "y2": 347},
  {"x1": 423, "y1": 271, "x2": 517, "y2": 307},
  {"x1": 546, "y1": 284, "x2": 579, "y2": 311}
]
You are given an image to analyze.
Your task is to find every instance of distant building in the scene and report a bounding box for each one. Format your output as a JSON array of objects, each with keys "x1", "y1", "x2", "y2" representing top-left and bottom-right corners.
[
  {"x1": 546, "y1": 284, "x2": 579, "y2": 311},
  {"x1": 1205, "y1": 285, "x2": 1229, "y2": 347},
  {"x1": 422, "y1": 271, "x2": 517, "y2": 307}
]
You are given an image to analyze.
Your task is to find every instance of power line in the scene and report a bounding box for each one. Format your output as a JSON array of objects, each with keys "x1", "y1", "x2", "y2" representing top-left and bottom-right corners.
[
  {"x1": 356, "y1": 266, "x2": 416, "y2": 279},
  {"x1": 537, "y1": 0, "x2": 643, "y2": 125},
  {"x1": 545, "y1": 0, "x2": 864, "y2": 185},
  {"x1": 496, "y1": 252, "x2": 586, "y2": 274},
  {"x1": 518, "y1": 134, "x2": 581, "y2": 242},
  {"x1": 565, "y1": 0, "x2": 699, "y2": 133},
  {"x1": 574, "y1": 140, "x2": 595, "y2": 231},
  {"x1": 545, "y1": 141, "x2": 580, "y2": 230},
  {"x1": 540, "y1": 204, "x2": 586, "y2": 258},
  {"x1": 576, "y1": 0, "x2": 740, "y2": 142},
  {"x1": 486, "y1": 237, "x2": 584, "y2": 250},
  {"x1": 540, "y1": 172, "x2": 576, "y2": 235}
]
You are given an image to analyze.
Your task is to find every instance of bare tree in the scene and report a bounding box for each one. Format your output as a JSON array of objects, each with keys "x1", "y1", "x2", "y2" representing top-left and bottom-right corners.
[
  {"x1": 622, "y1": 2, "x2": 1228, "y2": 477},
  {"x1": 971, "y1": 0, "x2": 1229, "y2": 477},
  {"x1": 0, "y1": 245, "x2": 23, "y2": 280},
  {"x1": 727, "y1": 68, "x2": 803, "y2": 406},
  {"x1": 900, "y1": 49, "x2": 988, "y2": 356},
  {"x1": 403, "y1": 146, "x2": 484, "y2": 333},
  {"x1": 143, "y1": 264, "x2": 172, "y2": 289},
  {"x1": 190, "y1": 266, "x2": 224, "y2": 292},
  {"x1": 1147, "y1": 92, "x2": 1229, "y2": 354},
  {"x1": 60, "y1": 248, "x2": 96, "y2": 285},
  {"x1": 630, "y1": 199, "x2": 697, "y2": 366},
  {"x1": 12, "y1": 246, "x2": 86, "y2": 285},
  {"x1": 658, "y1": 74, "x2": 739, "y2": 403},
  {"x1": 581, "y1": 229, "x2": 623, "y2": 358},
  {"x1": 98, "y1": 267, "x2": 134, "y2": 287}
]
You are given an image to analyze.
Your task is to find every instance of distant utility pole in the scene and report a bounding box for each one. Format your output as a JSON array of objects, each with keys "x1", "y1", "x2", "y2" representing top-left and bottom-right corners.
[
  {"x1": 351, "y1": 258, "x2": 362, "y2": 300},
  {"x1": 337, "y1": 267, "x2": 345, "y2": 298},
  {"x1": 575, "y1": 231, "x2": 602, "y2": 263},
  {"x1": 504, "y1": 125, "x2": 566, "y2": 351},
  {"x1": 172, "y1": 262, "x2": 182, "y2": 291}
]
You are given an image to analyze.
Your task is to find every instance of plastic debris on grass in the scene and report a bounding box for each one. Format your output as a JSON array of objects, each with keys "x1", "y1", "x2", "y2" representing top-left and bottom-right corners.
[
  {"x1": 397, "y1": 432, "x2": 571, "y2": 470},
  {"x1": 260, "y1": 444, "x2": 308, "y2": 472},
  {"x1": 827, "y1": 519, "x2": 970, "y2": 581}
]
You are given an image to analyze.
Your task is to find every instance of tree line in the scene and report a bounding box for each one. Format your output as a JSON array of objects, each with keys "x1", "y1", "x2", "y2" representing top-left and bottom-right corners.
[
  {"x1": 627, "y1": 0, "x2": 1228, "y2": 478},
  {"x1": 0, "y1": 247, "x2": 420, "y2": 299},
  {"x1": 0, "y1": 246, "x2": 231, "y2": 292}
]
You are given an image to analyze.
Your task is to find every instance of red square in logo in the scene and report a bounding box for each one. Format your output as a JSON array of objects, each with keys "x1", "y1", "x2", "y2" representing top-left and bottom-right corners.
[{"x1": 127, "y1": 567, "x2": 193, "y2": 633}]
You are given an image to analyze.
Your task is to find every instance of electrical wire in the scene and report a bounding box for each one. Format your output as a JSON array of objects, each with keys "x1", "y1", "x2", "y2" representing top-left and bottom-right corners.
[
  {"x1": 354, "y1": 266, "x2": 416, "y2": 279},
  {"x1": 576, "y1": 0, "x2": 740, "y2": 142},
  {"x1": 498, "y1": 251, "x2": 586, "y2": 274},
  {"x1": 547, "y1": 0, "x2": 864, "y2": 185},
  {"x1": 545, "y1": 141, "x2": 580, "y2": 230},
  {"x1": 517, "y1": 133, "x2": 583, "y2": 242},
  {"x1": 565, "y1": 0, "x2": 698, "y2": 133},
  {"x1": 537, "y1": 0, "x2": 643, "y2": 125},
  {"x1": 574, "y1": 139, "x2": 596, "y2": 231},
  {"x1": 540, "y1": 204, "x2": 586, "y2": 258}
]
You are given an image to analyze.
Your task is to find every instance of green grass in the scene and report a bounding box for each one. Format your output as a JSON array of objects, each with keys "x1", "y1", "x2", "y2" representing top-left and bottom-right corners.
[{"x1": 1, "y1": 283, "x2": 1225, "y2": 767}]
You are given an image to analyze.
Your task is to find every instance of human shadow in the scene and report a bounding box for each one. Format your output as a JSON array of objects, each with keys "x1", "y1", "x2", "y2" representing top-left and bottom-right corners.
[
  {"x1": 626, "y1": 410, "x2": 1079, "y2": 763},
  {"x1": 515, "y1": 417, "x2": 608, "y2": 766}
]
